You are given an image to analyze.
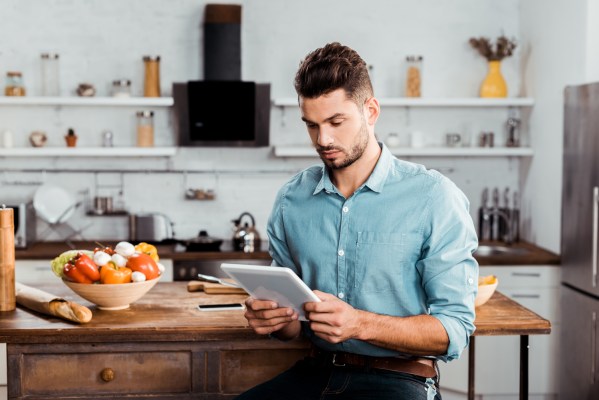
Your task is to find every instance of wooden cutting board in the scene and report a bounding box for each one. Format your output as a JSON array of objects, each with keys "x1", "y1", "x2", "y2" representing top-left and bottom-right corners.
[{"x1": 187, "y1": 280, "x2": 247, "y2": 294}]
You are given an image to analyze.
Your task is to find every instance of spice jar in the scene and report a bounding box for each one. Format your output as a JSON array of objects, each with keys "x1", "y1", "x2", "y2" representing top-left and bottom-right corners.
[
  {"x1": 405, "y1": 56, "x2": 423, "y2": 98},
  {"x1": 112, "y1": 79, "x2": 131, "y2": 98},
  {"x1": 5, "y1": 72, "x2": 26, "y2": 96},
  {"x1": 64, "y1": 128, "x2": 78, "y2": 147},
  {"x1": 40, "y1": 53, "x2": 60, "y2": 96},
  {"x1": 136, "y1": 110, "x2": 154, "y2": 147},
  {"x1": 143, "y1": 56, "x2": 161, "y2": 97}
]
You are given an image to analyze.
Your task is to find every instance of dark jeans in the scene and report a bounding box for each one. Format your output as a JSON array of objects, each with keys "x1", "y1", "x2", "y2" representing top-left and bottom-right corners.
[{"x1": 235, "y1": 356, "x2": 442, "y2": 400}]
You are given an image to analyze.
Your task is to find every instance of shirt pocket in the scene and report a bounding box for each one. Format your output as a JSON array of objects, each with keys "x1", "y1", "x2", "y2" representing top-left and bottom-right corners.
[{"x1": 354, "y1": 231, "x2": 406, "y2": 293}]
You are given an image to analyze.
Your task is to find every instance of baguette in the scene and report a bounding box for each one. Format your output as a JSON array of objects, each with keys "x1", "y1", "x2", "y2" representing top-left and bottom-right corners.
[{"x1": 15, "y1": 283, "x2": 92, "y2": 324}]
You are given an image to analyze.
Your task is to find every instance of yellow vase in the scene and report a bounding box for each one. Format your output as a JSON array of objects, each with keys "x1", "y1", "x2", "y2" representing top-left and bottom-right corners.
[{"x1": 480, "y1": 60, "x2": 507, "y2": 98}]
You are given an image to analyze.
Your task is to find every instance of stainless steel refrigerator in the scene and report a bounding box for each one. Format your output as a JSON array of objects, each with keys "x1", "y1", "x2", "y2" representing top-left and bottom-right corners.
[{"x1": 561, "y1": 82, "x2": 599, "y2": 398}]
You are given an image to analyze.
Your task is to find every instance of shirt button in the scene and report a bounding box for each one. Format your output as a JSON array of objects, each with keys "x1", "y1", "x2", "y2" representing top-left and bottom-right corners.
[
  {"x1": 338, "y1": 249, "x2": 345, "y2": 257},
  {"x1": 338, "y1": 292, "x2": 345, "y2": 299},
  {"x1": 468, "y1": 278, "x2": 474, "y2": 285},
  {"x1": 342, "y1": 206, "x2": 349, "y2": 213}
]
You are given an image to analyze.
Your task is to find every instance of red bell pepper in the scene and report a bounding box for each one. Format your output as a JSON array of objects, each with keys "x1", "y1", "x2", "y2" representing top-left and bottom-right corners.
[
  {"x1": 62, "y1": 252, "x2": 100, "y2": 284},
  {"x1": 63, "y1": 262, "x2": 94, "y2": 284}
]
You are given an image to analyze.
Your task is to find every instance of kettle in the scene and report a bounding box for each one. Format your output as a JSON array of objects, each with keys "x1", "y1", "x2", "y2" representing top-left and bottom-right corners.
[{"x1": 232, "y1": 212, "x2": 261, "y2": 253}]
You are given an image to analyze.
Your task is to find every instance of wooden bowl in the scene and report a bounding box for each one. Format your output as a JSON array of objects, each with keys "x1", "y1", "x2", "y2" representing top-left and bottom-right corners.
[
  {"x1": 63, "y1": 276, "x2": 161, "y2": 310},
  {"x1": 475, "y1": 275, "x2": 498, "y2": 307}
]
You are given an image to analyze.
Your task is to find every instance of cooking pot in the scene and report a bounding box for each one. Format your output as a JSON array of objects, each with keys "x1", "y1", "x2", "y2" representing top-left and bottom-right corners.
[{"x1": 183, "y1": 230, "x2": 223, "y2": 252}]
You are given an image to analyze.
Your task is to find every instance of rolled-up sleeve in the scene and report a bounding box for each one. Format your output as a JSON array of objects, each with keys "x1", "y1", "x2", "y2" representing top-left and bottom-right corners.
[{"x1": 416, "y1": 178, "x2": 479, "y2": 362}]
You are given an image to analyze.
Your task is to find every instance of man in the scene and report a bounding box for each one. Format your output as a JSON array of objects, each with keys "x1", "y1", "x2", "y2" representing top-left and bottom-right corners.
[{"x1": 238, "y1": 42, "x2": 478, "y2": 400}]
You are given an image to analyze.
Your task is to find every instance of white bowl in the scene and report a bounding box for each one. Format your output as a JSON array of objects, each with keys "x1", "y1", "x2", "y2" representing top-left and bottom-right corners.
[
  {"x1": 475, "y1": 275, "x2": 498, "y2": 307},
  {"x1": 63, "y1": 276, "x2": 161, "y2": 310}
]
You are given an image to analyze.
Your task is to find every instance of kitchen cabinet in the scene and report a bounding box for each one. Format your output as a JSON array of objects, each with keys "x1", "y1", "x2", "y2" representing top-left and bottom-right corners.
[{"x1": 439, "y1": 265, "x2": 561, "y2": 400}]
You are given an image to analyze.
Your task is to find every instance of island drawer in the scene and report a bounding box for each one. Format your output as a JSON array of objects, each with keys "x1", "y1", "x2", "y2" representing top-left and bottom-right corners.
[{"x1": 13, "y1": 349, "x2": 192, "y2": 397}]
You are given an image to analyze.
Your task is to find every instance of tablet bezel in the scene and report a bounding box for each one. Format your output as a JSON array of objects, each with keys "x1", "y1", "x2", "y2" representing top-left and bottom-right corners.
[{"x1": 220, "y1": 263, "x2": 320, "y2": 321}]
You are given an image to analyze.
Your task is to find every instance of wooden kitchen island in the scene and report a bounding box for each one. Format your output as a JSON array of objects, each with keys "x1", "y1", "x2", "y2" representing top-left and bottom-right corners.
[
  {"x1": 0, "y1": 282, "x2": 311, "y2": 399},
  {"x1": 0, "y1": 283, "x2": 551, "y2": 400}
]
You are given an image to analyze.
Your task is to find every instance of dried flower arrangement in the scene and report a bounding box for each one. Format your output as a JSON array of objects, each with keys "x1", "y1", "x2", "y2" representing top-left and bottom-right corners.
[{"x1": 469, "y1": 35, "x2": 517, "y2": 61}]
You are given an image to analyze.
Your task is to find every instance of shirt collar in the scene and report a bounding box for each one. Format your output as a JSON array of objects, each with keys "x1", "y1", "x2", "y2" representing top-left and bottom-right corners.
[{"x1": 312, "y1": 141, "x2": 392, "y2": 195}]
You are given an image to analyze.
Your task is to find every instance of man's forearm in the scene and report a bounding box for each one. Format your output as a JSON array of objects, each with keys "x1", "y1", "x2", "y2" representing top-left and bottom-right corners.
[{"x1": 355, "y1": 311, "x2": 449, "y2": 356}]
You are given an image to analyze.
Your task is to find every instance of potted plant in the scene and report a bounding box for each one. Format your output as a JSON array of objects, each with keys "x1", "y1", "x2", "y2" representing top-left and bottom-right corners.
[{"x1": 469, "y1": 35, "x2": 517, "y2": 98}]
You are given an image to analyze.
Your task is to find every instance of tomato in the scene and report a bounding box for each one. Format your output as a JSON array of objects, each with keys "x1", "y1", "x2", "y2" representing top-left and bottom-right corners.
[
  {"x1": 63, "y1": 262, "x2": 94, "y2": 284},
  {"x1": 100, "y1": 262, "x2": 132, "y2": 284},
  {"x1": 74, "y1": 252, "x2": 101, "y2": 282},
  {"x1": 126, "y1": 253, "x2": 160, "y2": 280}
]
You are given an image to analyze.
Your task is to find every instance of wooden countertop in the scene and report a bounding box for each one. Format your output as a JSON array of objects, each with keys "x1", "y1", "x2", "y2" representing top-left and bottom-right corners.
[
  {"x1": 473, "y1": 291, "x2": 551, "y2": 336},
  {"x1": 16, "y1": 240, "x2": 559, "y2": 265},
  {"x1": 0, "y1": 283, "x2": 549, "y2": 345},
  {"x1": 475, "y1": 240, "x2": 560, "y2": 266},
  {"x1": 0, "y1": 282, "x2": 254, "y2": 344},
  {"x1": 15, "y1": 240, "x2": 272, "y2": 261}
]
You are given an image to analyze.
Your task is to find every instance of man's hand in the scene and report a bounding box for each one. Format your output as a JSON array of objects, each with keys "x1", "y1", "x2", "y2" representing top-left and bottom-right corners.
[
  {"x1": 304, "y1": 290, "x2": 363, "y2": 344},
  {"x1": 244, "y1": 298, "x2": 300, "y2": 339}
]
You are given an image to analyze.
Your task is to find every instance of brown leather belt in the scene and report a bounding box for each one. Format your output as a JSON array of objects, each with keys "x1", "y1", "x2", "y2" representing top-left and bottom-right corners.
[{"x1": 309, "y1": 347, "x2": 437, "y2": 378}]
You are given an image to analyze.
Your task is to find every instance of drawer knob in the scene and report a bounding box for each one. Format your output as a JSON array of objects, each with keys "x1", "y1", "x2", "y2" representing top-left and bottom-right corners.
[{"x1": 100, "y1": 368, "x2": 115, "y2": 382}]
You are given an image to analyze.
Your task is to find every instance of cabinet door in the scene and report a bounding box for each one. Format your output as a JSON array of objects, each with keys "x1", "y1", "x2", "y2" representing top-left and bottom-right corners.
[
  {"x1": 439, "y1": 330, "x2": 560, "y2": 396},
  {"x1": 439, "y1": 265, "x2": 560, "y2": 396},
  {"x1": 560, "y1": 285, "x2": 599, "y2": 398}
]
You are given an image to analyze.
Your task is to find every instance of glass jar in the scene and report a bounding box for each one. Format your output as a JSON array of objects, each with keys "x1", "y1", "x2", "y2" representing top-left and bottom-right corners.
[
  {"x1": 136, "y1": 110, "x2": 154, "y2": 147},
  {"x1": 40, "y1": 53, "x2": 60, "y2": 96},
  {"x1": 143, "y1": 56, "x2": 161, "y2": 97},
  {"x1": 405, "y1": 55, "x2": 423, "y2": 98},
  {"x1": 112, "y1": 79, "x2": 131, "y2": 98},
  {"x1": 5, "y1": 72, "x2": 26, "y2": 96}
]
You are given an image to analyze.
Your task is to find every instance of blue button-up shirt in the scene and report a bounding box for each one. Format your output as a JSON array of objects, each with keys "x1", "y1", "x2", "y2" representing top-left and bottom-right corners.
[{"x1": 267, "y1": 143, "x2": 478, "y2": 362}]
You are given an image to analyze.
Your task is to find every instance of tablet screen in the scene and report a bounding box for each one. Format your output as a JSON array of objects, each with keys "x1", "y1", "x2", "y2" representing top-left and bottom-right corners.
[{"x1": 220, "y1": 263, "x2": 320, "y2": 321}]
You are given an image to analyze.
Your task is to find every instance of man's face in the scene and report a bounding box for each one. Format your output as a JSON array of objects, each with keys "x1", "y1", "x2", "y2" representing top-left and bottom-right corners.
[{"x1": 300, "y1": 89, "x2": 370, "y2": 170}]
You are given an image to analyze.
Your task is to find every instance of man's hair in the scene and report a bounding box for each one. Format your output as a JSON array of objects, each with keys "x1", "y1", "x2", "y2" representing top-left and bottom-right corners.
[{"x1": 294, "y1": 42, "x2": 373, "y2": 105}]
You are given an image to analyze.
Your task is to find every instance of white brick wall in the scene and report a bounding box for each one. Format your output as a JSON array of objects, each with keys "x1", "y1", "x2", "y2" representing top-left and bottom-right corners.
[{"x1": 0, "y1": 0, "x2": 522, "y2": 242}]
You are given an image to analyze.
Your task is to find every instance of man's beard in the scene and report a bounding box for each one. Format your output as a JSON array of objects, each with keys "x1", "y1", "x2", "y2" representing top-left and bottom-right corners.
[{"x1": 316, "y1": 121, "x2": 369, "y2": 170}]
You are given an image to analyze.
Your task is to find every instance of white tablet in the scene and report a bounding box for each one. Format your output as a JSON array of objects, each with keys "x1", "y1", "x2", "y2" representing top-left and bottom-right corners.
[{"x1": 220, "y1": 263, "x2": 320, "y2": 321}]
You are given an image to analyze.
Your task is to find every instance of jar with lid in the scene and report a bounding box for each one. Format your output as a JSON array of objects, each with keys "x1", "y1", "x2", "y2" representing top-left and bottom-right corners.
[
  {"x1": 40, "y1": 53, "x2": 60, "y2": 96},
  {"x1": 5, "y1": 72, "x2": 26, "y2": 96},
  {"x1": 143, "y1": 56, "x2": 161, "y2": 97},
  {"x1": 136, "y1": 110, "x2": 154, "y2": 147},
  {"x1": 112, "y1": 79, "x2": 131, "y2": 98},
  {"x1": 404, "y1": 55, "x2": 423, "y2": 97}
]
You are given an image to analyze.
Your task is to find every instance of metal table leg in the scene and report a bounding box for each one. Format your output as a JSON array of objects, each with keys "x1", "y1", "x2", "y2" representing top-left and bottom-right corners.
[
  {"x1": 468, "y1": 336, "x2": 475, "y2": 400},
  {"x1": 520, "y1": 335, "x2": 529, "y2": 400}
]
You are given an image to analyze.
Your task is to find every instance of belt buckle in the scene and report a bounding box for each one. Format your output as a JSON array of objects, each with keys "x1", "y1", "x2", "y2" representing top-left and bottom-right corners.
[{"x1": 332, "y1": 353, "x2": 346, "y2": 367}]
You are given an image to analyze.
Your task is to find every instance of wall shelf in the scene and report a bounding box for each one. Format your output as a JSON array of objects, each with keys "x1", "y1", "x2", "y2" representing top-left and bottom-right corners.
[
  {"x1": 0, "y1": 96, "x2": 174, "y2": 107},
  {"x1": 0, "y1": 147, "x2": 178, "y2": 157},
  {"x1": 273, "y1": 146, "x2": 533, "y2": 158},
  {"x1": 272, "y1": 97, "x2": 535, "y2": 107}
]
